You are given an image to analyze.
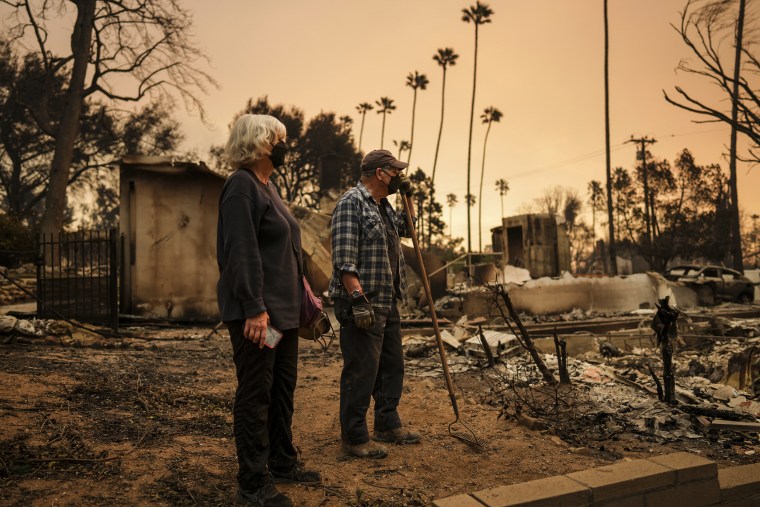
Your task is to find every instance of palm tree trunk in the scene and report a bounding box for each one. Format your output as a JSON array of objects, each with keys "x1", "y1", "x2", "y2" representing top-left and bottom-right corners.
[
  {"x1": 478, "y1": 120, "x2": 493, "y2": 252},
  {"x1": 40, "y1": 0, "x2": 97, "y2": 237},
  {"x1": 380, "y1": 112, "x2": 387, "y2": 149},
  {"x1": 603, "y1": 0, "x2": 618, "y2": 275},
  {"x1": 408, "y1": 89, "x2": 418, "y2": 164},
  {"x1": 431, "y1": 68, "x2": 447, "y2": 185},
  {"x1": 358, "y1": 112, "x2": 367, "y2": 153},
  {"x1": 591, "y1": 208, "x2": 597, "y2": 268},
  {"x1": 729, "y1": 0, "x2": 746, "y2": 271},
  {"x1": 429, "y1": 67, "x2": 448, "y2": 249},
  {"x1": 466, "y1": 25, "x2": 480, "y2": 253}
]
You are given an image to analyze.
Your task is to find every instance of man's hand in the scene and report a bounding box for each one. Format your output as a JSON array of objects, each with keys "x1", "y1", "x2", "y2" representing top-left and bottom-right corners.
[
  {"x1": 398, "y1": 173, "x2": 413, "y2": 196},
  {"x1": 244, "y1": 311, "x2": 270, "y2": 348},
  {"x1": 351, "y1": 294, "x2": 375, "y2": 329}
]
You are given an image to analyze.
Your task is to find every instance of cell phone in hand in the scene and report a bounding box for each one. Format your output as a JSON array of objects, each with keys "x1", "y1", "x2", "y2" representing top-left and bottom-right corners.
[{"x1": 263, "y1": 325, "x2": 283, "y2": 349}]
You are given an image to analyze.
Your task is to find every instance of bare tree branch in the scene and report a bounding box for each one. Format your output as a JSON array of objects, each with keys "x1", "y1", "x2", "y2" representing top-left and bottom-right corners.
[{"x1": 667, "y1": 0, "x2": 760, "y2": 163}]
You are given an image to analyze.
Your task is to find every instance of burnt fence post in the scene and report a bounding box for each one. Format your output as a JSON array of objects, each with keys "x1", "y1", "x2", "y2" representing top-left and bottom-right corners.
[{"x1": 109, "y1": 228, "x2": 119, "y2": 332}]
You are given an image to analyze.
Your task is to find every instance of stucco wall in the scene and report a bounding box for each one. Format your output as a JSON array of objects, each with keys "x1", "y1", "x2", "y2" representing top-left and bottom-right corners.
[{"x1": 494, "y1": 214, "x2": 571, "y2": 278}]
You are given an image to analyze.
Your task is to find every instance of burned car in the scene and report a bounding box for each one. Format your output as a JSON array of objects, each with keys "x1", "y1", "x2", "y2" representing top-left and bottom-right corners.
[{"x1": 663, "y1": 265, "x2": 755, "y2": 303}]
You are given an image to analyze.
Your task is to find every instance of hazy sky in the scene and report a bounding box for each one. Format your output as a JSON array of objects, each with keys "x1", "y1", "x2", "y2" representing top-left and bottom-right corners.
[{"x1": 130, "y1": 1, "x2": 760, "y2": 245}]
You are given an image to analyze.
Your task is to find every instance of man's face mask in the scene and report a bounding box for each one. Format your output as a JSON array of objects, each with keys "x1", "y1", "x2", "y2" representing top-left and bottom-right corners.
[
  {"x1": 381, "y1": 168, "x2": 402, "y2": 194},
  {"x1": 269, "y1": 141, "x2": 288, "y2": 168}
]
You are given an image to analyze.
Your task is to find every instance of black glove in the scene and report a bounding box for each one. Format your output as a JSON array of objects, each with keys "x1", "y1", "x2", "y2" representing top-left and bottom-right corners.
[
  {"x1": 398, "y1": 174, "x2": 413, "y2": 196},
  {"x1": 351, "y1": 293, "x2": 375, "y2": 329}
]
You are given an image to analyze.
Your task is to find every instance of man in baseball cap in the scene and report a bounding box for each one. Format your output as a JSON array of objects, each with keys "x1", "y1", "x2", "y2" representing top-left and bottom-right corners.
[
  {"x1": 328, "y1": 149, "x2": 420, "y2": 459},
  {"x1": 360, "y1": 149, "x2": 409, "y2": 173}
]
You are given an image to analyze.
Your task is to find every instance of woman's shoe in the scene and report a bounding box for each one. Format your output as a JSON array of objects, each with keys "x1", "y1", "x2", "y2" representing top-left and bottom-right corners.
[
  {"x1": 270, "y1": 462, "x2": 321, "y2": 485},
  {"x1": 236, "y1": 482, "x2": 292, "y2": 507}
]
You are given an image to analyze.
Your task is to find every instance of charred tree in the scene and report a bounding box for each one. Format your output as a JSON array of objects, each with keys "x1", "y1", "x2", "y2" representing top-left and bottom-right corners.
[
  {"x1": 651, "y1": 296, "x2": 680, "y2": 405},
  {"x1": 2, "y1": 0, "x2": 216, "y2": 236},
  {"x1": 477, "y1": 324, "x2": 496, "y2": 368},
  {"x1": 648, "y1": 363, "x2": 665, "y2": 402},
  {"x1": 553, "y1": 331, "x2": 571, "y2": 384},
  {"x1": 494, "y1": 284, "x2": 557, "y2": 384}
]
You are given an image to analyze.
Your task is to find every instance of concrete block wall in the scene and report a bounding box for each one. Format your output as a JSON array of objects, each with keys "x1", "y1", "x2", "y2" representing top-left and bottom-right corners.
[{"x1": 433, "y1": 452, "x2": 760, "y2": 507}]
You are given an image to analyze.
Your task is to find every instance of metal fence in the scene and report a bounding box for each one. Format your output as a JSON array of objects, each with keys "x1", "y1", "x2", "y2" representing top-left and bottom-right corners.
[{"x1": 36, "y1": 229, "x2": 119, "y2": 331}]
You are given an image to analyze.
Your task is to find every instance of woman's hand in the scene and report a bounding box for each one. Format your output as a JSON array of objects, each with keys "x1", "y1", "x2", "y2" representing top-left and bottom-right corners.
[{"x1": 244, "y1": 311, "x2": 269, "y2": 348}]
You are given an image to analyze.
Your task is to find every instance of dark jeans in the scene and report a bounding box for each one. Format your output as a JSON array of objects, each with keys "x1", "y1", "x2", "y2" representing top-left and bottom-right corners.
[
  {"x1": 227, "y1": 321, "x2": 299, "y2": 490},
  {"x1": 336, "y1": 298, "x2": 404, "y2": 445}
]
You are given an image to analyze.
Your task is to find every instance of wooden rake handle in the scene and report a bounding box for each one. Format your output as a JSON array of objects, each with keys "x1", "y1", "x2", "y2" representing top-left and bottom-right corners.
[{"x1": 401, "y1": 194, "x2": 460, "y2": 418}]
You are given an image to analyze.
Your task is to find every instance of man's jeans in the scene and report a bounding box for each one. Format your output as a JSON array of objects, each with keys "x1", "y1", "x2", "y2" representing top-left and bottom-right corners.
[
  {"x1": 227, "y1": 321, "x2": 299, "y2": 489},
  {"x1": 336, "y1": 298, "x2": 404, "y2": 445}
]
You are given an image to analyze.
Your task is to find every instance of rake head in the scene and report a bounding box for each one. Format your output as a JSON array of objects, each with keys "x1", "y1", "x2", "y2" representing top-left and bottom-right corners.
[{"x1": 448, "y1": 417, "x2": 486, "y2": 450}]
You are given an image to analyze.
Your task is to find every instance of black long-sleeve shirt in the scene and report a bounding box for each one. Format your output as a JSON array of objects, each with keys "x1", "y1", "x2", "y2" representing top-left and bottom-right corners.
[{"x1": 216, "y1": 169, "x2": 302, "y2": 330}]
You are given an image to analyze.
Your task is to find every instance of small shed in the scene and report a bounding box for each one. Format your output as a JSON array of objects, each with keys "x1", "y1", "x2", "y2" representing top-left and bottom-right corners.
[
  {"x1": 118, "y1": 156, "x2": 434, "y2": 320},
  {"x1": 119, "y1": 156, "x2": 224, "y2": 320},
  {"x1": 490, "y1": 214, "x2": 571, "y2": 278}
]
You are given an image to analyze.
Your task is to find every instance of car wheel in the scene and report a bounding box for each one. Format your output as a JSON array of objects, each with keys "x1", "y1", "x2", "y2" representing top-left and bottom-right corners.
[{"x1": 738, "y1": 293, "x2": 753, "y2": 304}]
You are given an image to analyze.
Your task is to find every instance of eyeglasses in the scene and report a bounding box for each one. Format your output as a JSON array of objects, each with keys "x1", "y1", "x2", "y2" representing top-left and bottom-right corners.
[{"x1": 380, "y1": 167, "x2": 399, "y2": 177}]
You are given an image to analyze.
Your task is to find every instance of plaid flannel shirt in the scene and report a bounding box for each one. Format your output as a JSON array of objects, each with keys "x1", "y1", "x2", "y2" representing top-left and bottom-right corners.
[{"x1": 328, "y1": 182, "x2": 416, "y2": 311}]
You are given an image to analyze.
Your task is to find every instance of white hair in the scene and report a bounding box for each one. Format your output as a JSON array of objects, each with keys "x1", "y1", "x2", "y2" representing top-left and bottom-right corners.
[{"x1": 224, "y1": 114, "x2": 287, "y2": 170}]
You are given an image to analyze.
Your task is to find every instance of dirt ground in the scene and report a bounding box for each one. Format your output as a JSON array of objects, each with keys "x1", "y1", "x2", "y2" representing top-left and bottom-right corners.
[{"x1": 1, "y1": 323, "x2": 758, "y2": 507}]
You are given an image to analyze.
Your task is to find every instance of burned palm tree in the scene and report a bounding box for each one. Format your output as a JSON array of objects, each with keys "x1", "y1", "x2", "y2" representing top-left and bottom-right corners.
[
  {"x1": 355, "y1": 102, "x2": 373, "y2": 153},
  {"x1": 405, "y1": 71, "x2": 428, "y2": 165},
  {"x1": 429, "y1": 48, "x2": 459, "y2": 247},
  {"x1": 495, "y1": 178, "x2": 509, "y2": 220},
  {"x1": 431, "y1": 48, "x2": 459, "y2": 183},
  {"x1": 393, "y1": 139, "x2": 411, "y2": 160},
  {"x1": 477, "y1": 106, "x2": 502, "y2": 251},
  {"x1": 375, "y1": 97, "x2": 396, "y2": 150},
  {"x1": 462, "y1": 1, "x2": 493, "y2": 253},
  {"x1": 446, "y1": 193, "x2": 458, "y2": 237}
]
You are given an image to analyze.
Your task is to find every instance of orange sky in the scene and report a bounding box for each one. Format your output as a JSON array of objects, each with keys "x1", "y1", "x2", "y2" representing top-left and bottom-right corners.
[{"x1": 19, "y1": 0, "x2": 759, "y2": 247}]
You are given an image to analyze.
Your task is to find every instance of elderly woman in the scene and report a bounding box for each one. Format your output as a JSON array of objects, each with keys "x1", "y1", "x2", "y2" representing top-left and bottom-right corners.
[{"x1": 217, "y1": 114, "x2": 320, "y2": 507}]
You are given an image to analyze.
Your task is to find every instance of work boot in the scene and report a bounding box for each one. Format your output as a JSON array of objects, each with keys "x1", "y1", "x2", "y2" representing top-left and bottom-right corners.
[
  {"x1": 236, "y1": 482, "x2": 292, "y2": 507},
  {"x1": 270, "y1": 461, "x2": 322, "y2": 485},
  {"x1": 341, "y1": 440, "x2": 388, "y2": 459},
  {"x1": 373, "y1": 427, "x2": 421, "y2": 444}
]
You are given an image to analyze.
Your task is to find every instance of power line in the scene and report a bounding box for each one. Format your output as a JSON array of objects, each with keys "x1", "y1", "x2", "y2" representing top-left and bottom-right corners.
[
  {"x1": 509, "y1": 143, "x2": 628, "y2": 180},
  {"x1": 507, "y1": 128, "x2": 726, "y2": 181},
  {"x1": 664, "y1": 127, "x2": 726, "y2": 139}
]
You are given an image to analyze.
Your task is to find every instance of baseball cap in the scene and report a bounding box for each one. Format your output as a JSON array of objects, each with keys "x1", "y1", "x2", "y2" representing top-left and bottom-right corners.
[{"x1": 360, "y1": 149, "x2": 409, "y2": 173}]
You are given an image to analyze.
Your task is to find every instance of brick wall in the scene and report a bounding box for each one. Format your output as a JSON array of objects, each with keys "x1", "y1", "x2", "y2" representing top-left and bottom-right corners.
[{"x1": 433, "y1": 452, "x2": 760, "y2": 507}]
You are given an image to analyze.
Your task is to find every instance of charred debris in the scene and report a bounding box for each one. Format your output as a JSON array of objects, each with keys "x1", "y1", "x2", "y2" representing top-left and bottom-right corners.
[{"x1": 401, "y1": 279, "x2": 760, "y2": 456}]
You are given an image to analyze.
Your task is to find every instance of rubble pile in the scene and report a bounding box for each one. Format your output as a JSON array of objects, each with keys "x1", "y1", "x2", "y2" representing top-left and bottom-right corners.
[
  {"x1": 0, "y1": 315, "x2": 74, "y2": 344},
  {"x1": 402, "y1": 311, "x2": 760, "y2": 455},
  {"x1": 0, "y1": 264, "x2": 36, "y2": 305},
  {"x1": 0, "y1": 315, "x2": 126, "y2": 349}
]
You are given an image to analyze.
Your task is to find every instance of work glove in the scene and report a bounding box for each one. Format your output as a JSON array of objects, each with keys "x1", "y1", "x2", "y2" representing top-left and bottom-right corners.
[
  {"x1": 351, "y1": 293, "x2": 375, "y2": 329},
  {"x1": 398, "y1": 174, "x2": 413, "y2": 196}
]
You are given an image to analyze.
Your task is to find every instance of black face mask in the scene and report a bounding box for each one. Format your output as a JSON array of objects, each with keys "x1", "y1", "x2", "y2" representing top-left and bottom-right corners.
[
  {"x1": 269, "y1": 141, "x2": 288, "y2": 168},
  {"x1": 381, "y1": 168, "x2": 402, "y2": 194}
]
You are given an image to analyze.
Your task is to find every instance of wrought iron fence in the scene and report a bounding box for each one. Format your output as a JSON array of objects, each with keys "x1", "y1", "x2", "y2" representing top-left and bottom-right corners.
[{"x1": 36, "y1": 229, "x2": 119, "y2": 331}]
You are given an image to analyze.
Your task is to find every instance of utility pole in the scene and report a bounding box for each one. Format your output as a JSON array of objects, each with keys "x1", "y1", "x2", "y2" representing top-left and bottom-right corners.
[
  {"x1": 604, "y1": 0, "x2": 618, "y2": 276},
  {"x1": 728, "y1": 0, "x2": 746, "y2": 272},
  {"x1": 625, "y1": 136, "x2": 657, "y2": 252}
]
